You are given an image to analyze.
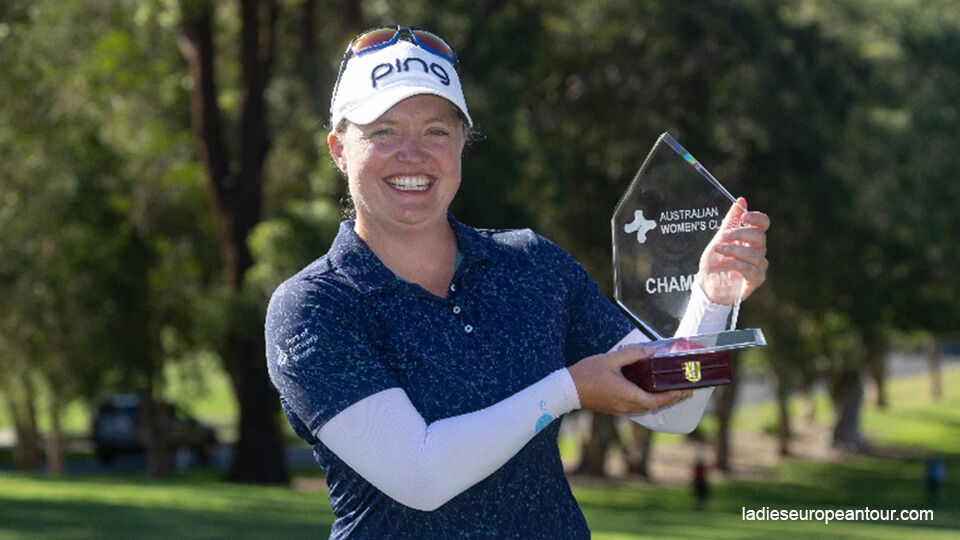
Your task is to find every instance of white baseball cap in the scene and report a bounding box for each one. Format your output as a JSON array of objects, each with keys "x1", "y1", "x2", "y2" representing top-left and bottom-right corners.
[{"x1": 330, "y1": 38, "x2": 472, "y2": 128}]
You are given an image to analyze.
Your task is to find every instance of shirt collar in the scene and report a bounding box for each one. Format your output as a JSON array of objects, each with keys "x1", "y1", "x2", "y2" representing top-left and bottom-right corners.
[
  {"x1": 326, "y1": 213, "x2": 494, "y2": 295},
  {"x1": 447, "y1": 213, "x2": 494, "y2": 270}
]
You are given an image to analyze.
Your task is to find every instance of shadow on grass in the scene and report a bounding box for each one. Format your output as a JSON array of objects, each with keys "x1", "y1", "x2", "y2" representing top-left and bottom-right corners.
[
  {"x1": 0, "y1": 473, "x2": 334, "y2": 540},
  {"x1": 0, "y1": 497, "x2": 332, "y2": 539}
]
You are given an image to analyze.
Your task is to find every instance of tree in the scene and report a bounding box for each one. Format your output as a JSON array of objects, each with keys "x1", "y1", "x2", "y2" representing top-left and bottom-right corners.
[
  {"x1": 177, "y1": 0, "x2": 288, "y2": 483},
  {"x1": 0, "y1": 1, "x2": 149, "y2": 472},
  {"x1": 0, "y1": 0, "x2": 229, "y2": 477}
]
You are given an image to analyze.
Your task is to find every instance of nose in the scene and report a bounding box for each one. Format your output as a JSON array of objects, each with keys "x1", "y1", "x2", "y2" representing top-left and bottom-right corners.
[{"x1": 396, "y1": 134, "x2": 426, "y2": 162}]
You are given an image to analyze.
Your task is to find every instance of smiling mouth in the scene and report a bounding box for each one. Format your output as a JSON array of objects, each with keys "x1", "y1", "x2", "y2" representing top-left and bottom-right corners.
[{"x1": 385, "y1": 176, "x2": 432, "y2": 192}]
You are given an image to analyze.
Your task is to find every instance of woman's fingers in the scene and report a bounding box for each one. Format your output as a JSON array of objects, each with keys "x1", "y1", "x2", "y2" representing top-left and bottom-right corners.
[
  {"x1": 742, "y1": 210, "x2": 770, "y2": 231},
  {"x1": 718, "y1": 226, "x2": 767, "y2": 248},
  {"x1": 568, "y1": 347, "x2": 694, "y2": 416},
  {"x1": 715, "y1": 243, "x2": 766, "y2": 268},
  {"x1": 711, "y1": 257, "x2": 767, "y2": 286},
  {"x1": 641, "y1": 388, "x2": 693, "y2": 410}
]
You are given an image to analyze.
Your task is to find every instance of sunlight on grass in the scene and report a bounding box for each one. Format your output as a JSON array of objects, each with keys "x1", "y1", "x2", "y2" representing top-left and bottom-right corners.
[
  {"x1": 164, "y1": 351, "x2": 238, "y2": 427},
  {"x1": 864, "y1": 367, "x2": 960, "y2": 453}
]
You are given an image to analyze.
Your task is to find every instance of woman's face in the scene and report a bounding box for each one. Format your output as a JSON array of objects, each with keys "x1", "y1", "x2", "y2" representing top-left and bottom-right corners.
[{"x1": 329, "y1": 94, "x2": 466, "y2": 238}]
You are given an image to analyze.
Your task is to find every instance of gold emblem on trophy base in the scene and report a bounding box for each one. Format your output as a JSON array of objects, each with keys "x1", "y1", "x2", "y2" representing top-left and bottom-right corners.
[{"x1": 683, "y1": 360, "x2": 702, "y2": 383}]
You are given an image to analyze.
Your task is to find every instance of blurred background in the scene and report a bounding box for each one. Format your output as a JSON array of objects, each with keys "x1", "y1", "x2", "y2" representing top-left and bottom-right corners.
[{"x1": 0, "y1": 0, "x2": 957, "y2": 538}]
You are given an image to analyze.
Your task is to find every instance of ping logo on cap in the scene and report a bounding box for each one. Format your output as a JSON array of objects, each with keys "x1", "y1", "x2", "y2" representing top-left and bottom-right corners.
[{"x1": 371, "y1": 57, "x2": 451, "y2": 88}]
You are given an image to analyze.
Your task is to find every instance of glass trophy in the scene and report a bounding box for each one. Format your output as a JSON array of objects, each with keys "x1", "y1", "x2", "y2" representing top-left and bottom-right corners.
[{"x1": 612, "y1": 132, "x2": 764, "y2": 392}]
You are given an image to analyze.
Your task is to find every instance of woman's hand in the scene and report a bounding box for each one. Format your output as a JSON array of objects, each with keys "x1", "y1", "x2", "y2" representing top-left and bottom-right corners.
[
  {"x1": 566, "y1": 346, "x2": 692, "y2": 416},
  {"x1": 697, "y1": 197, "x2": 770, "y2": 305}
]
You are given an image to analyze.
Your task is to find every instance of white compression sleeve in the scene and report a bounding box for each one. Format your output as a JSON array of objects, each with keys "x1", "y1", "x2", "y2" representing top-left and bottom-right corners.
[
  {"x1": 624, "y1": 283, "x2": 732, "y2": 434},
  {"x1": 675, "y1": 278, "x2": 732, "y2": 338},
  {"x1": 317, "y1": 368, "x2": 580, "y2": 511}
]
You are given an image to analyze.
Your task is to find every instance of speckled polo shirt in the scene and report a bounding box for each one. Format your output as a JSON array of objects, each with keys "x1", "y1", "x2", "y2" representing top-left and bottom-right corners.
[{"x1": 266, "y1": 214, "x2": 633, "y2": 539}]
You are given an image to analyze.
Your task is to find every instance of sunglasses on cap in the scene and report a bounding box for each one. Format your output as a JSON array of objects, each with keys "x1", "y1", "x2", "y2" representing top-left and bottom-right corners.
[
  {"x1": 332, "y1": 26, "x2": 457, "y2": 103},
  {"x1": 346, "y1": 25, "x2": 456, "y2": 62}
]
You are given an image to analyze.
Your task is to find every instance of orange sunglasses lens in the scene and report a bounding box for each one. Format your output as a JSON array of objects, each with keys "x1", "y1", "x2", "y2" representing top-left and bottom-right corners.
[
  {"x1": 411, "y1": 30, "x2": 454, "y2": 57},
  {"x1": 351, "y1": 28, "x2": 398, "y2": 52}
]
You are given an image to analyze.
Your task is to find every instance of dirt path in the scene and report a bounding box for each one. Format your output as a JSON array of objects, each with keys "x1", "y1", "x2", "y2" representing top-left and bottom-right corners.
[
  {"x1": 566, "y1": 421, "x2": 852, "y2": 488},
  {"x1": 566, "y1": 417, "x2": 933, "y2": 489}
]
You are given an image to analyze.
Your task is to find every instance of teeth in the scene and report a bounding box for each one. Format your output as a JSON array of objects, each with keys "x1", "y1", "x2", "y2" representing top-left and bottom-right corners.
[{"x1": 386, "y1": 176, "x2": 431, "y2": 191}]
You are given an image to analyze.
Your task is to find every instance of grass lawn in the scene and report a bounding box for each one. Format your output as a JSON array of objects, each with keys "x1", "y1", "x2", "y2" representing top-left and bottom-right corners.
[
  {"x1": 1, "y1": 364, "x2": 957, "y2": 539},
  {"x1": 0, "y1": 472, "x2": 332, "y2": 539},
  {"x1": 578, "y1": 454, "x2": 958, "y2": 539}
]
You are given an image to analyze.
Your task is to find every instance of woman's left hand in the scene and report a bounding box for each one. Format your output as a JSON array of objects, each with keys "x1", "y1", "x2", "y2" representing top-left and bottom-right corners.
[{"x1": 697, "y1": 197, "x2": 769, "y2": 305}]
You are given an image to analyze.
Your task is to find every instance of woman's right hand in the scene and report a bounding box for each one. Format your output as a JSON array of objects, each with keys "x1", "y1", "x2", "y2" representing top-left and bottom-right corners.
[{"x1": 566, "y1": 346, "x2": 692, "y2": 416}]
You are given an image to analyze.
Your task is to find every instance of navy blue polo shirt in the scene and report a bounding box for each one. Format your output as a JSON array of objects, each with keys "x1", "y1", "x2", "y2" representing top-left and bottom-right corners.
[{"x1": 266, "y1": 215, "x2": 633, "y2": 539}]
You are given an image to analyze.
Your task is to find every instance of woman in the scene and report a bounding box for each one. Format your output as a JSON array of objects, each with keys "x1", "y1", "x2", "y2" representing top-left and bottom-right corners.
[{"x1": 266, "y1": 25, "x2": 769, "y2": 539}]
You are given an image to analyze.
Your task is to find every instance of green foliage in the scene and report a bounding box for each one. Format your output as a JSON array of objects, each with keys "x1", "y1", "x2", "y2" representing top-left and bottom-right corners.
[
  {"x1": 0, "y1": 0, "x2": 217, "y2": 425},
  {"x1": 3, "y1": 0, "x2": 960, "y2": 471},
  {"x1": 247, "y1": 199, "x2": 340, "y2": 292}
]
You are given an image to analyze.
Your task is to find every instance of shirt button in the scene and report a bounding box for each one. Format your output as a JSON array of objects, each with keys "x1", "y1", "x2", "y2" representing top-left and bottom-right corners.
[
  {"x1": 464, "y1": 324, "x2": 473, "y2": 333},
  {"x1": 450, "y1": 284, "x2": 457, "y2": 292},
  {"x1": 453, "y1": 306, "x2": 461, "y2": 315}
]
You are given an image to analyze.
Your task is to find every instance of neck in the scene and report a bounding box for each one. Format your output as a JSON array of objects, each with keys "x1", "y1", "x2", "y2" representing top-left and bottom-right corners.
[{"x1": 355, "y1": 215, "x2": 458, "y2": 296}]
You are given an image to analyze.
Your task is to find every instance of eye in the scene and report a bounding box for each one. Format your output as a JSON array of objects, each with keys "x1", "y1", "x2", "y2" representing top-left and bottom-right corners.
[{"x1": 427, "y1": 127, "x2": 450, "y2": 137}]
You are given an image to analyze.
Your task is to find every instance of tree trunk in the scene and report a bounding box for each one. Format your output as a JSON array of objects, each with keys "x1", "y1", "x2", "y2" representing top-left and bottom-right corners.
[
  {"x1": 45, "y1": 388, "x2": 64, "y2": 476},
  {"x1": 866, "y1": 333, "x2": 888, "y2": 409},
  {"x1": 339, "y1": 0, "x2": 364, "y2": 33},
  {"x1": 800, "y1": 373, "x2": 816, "y2": 424},
  {"x1": 23, "y1": 375, "x2": 40, "y2": 471},
  {"x1": 227, "y1": 326, "x2": 288, "y2": 483},
  {"x1": 868, "y1": 357, "x2": 887, "y2": 409},
  {"x1": 1, "y1": 376, "x2": 39, "y2": 472},
  {"x1": 927, "y1": 335, "x2": 942, "y2": 402},
  {"x1": 9, "y1": 374, "x2": 42, "y2": 472},
  {"x1": 775, "y1": 369, "x2": 791, "y2": 457},
  {"x1": 828, "y1": 369, "x2": 864, "y2": 450},
  {"x1": 299, "y1": 0, "x2": 320, "y2": 109},
  {"x1": 624, "y1": 423, "x2": 654, "y2": 479},
  {"x1": 575, "y1": 413, "x2": 617, "y2": 476},
  {"x1": 143, "y1": 387, "x2": 172, "y2": 479},
  {"x1": 179, "y1": 0, "x2": 287, "y2": 484},
  {"x1": 714, "y1": 359, "x2": 739, "y2": 472}
]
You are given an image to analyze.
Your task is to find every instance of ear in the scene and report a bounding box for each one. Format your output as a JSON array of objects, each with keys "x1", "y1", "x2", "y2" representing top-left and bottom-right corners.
[{"x1": 328, "y1": 132, "x2": 347, "y2": 174}]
